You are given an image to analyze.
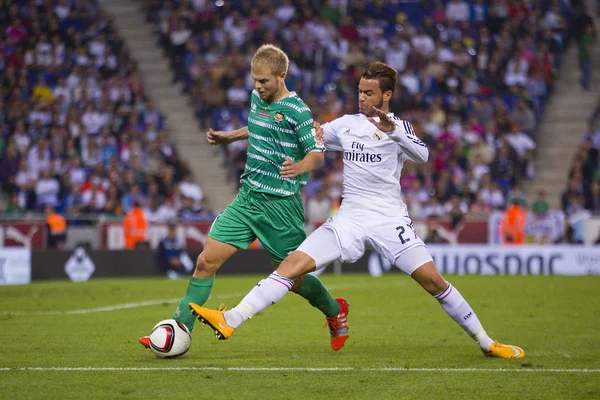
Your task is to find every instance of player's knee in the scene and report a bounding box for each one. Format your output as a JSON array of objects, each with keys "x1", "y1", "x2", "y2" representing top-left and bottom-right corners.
[
  {"x1": 194, "y1": 252, "x2": 220, "y2": 275},
  {"x1": 277, "y1": 251, "x2": 314, "y2": 280}
]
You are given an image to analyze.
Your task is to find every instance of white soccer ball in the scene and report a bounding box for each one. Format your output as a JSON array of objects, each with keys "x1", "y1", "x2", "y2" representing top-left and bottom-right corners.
[{"x1": 149, "y1": 319, "x2": 191, "y2": 358}]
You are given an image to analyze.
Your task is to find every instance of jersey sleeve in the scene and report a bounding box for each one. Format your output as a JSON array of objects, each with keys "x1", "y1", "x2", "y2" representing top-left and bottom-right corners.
[
  {"x1": 295, "y1": 109, "x2": 325, "y2": 155},
  {"x1": 388, "y1": 118, "x2": 429, "y2": 163},
  {"x1": 321, "y1": 118, "x2": 344, "y2": 152}
]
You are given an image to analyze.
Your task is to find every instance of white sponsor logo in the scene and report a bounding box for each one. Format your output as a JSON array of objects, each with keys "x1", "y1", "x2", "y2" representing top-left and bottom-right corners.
[
  {"x1": 64, "y1": 247, "x2": 95, "y2": 282},
  {"x1": 4, "y1": 225, "x2": 39, "y2": 248}
]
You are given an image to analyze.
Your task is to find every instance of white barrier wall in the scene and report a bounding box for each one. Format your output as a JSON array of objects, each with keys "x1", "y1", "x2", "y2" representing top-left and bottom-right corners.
[
  {"x1": 427, "y1": 245, "x2": 600, "y2": 275},
  {"x1": 0, "y1": 248, "x2": 31, "y2": 285},
  {"x1": 584, "y1": 217, "x2": 600, "y2": 245}
]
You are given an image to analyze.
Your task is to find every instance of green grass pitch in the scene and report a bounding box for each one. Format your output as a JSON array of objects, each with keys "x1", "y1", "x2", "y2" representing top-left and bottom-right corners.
[{"x1": 1, "y1": 274, "x2": 599, "y2": 399}]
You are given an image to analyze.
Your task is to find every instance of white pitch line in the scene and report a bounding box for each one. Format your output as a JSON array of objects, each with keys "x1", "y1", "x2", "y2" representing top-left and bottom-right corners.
[
  {"x1": 0, "y1": 281, "x2": 406, "y2": 316},
  {"x1": 0, "y1": 292, "x2": 248, "y2": 316},
  {"x1": 0, "y1": 367, "x2": 598, "y2": 373}
]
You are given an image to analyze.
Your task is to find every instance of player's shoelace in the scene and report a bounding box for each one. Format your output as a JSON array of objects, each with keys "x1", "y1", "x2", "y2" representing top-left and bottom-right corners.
[{"x1": 325, "y1": 315, "x2": 348, "y2": 335}]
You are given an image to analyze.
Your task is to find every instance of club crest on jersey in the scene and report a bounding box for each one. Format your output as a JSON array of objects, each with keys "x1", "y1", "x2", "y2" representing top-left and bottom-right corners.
[
  {"x1": 373, "y1": 130, "x2": 383, "y2": 141},
  {"x1": 274, "y1": 112, "x2": 284, "y2": 123}
]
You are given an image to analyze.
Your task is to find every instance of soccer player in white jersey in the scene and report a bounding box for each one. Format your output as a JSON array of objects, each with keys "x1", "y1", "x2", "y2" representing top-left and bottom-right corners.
[{"x1": 190, "y1": 62, "x2": 525, "y2": 359}]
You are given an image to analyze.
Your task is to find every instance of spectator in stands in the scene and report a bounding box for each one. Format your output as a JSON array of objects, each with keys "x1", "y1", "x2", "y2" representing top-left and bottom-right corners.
[
  {"x1": 500, "y1": 197, "x2": 527, "y2": 245},
  {"x1": 35, "y1": 169, "x2": 60, "y2": 211},
  {"x1": 571, "y1": 4, "x2": 595, "y2": 43},
  {"x1": 446, "y1": 194, "x2": 467, "y2": 231},
  {"x1": 4, "y1": 193, "x2": 24, "y2": 218},
  {"x1": 566, "y1": 195, "x2": 591, "y2": 243},
  {"x1": 196, "y1": 198, "x2": 217, "y2": 222},
  {"x1": 578, "y1": 24, "x2": 594, "y2": 91},
  {"x1": 156, "y1": 223, "x2": 193, "y2": 279},
  {"x1": 0, "y1": 143, "x2": 20, "y2": 195},
  {"x1": 525, "y1": 199, "x2": 554, "y2": 244},
  {"x1": 565, "y1": 224, "x2": 583, "y2": 244},
  {"x1": 179, "y1": 173, "x2": 203, "y2": 207},
  {"x1": 506, "y1": 123, "x2": 536, "y2": 180},
  {"x1": 562, "y1": 178, "x2": 584, "y2": 212},
  {"x1": 469, "y1": 193, "x2": 492, "y2": 217},
  {"x1": 178, "y1": 196, "x2": 201, "y2": 222},
  {"x1": 3, "y1": 0, "x2": 577, "y2": 235},
  {"x1": 123, "y1": 200, "x2": 148, "y2": 250},
  {"x1": 46, "y1": 205, "x2": 67, "y2": 250},
  {"x1": 511, "y1": 100, "x2": 537, "y2": 135},
  {"x1": 0, "y1": 0, "x2": 196, "y2": 233},
  {"x1": 425, "y1": 228, "x2": 449, "y2": 244},
  {"x1": 585, "y1": 180, "x2": 600, "y2": 211},
  {"x1": 582, "y1": 120, "x2": 600, "y2": 149}
]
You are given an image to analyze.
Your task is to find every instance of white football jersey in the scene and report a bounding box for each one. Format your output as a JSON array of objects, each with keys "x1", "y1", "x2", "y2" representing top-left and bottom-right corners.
[{"x1": 322, "y1": 113, "x2": 429, "y2": 216}]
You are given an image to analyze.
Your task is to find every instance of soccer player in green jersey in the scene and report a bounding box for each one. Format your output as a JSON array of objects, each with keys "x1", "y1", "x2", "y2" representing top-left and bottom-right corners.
[{"x1": 140, "y1": 44, "x2": 349, "y2": 351}]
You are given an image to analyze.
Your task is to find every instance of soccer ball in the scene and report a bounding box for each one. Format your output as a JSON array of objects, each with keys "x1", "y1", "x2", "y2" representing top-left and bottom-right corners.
[{"x1": 149, "y1": 319, "x2": 191, "y2": 358}]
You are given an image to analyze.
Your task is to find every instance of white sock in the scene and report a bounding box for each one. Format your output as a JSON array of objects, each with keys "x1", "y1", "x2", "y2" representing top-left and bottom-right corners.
[
  {"x1": 434, "y1": 282, "x2": 494, "y2": 351},
  {"x1": 224, "y1": 272, "x2": 294, "y2": 328}
]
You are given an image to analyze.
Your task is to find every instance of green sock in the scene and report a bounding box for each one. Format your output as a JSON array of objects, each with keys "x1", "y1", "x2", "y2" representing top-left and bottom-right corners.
[
  {"x1": 173, "y1": 276, "x2": 214, "y2": 332},
  {"x1": 297, "y1": 274, "x2": 340, "y2": 318}
]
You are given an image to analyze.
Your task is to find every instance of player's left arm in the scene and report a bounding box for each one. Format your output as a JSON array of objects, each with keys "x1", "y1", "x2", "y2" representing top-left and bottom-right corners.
[
  {"x1": 368, "y1": 107, "x2": 429, "y2": 163},
  {"x1": 281, "y1": 110, "x2": 325, "y2": 179}
]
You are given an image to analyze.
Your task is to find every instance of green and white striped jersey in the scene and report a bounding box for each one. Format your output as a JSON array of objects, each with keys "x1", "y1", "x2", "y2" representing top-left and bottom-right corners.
[{"x1": 241, "y1": 90, "x2": 324, "y2": 197}]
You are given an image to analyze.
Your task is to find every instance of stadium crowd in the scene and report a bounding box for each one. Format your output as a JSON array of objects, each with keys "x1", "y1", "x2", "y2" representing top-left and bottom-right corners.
[
  {"x1": 0, "y1": 0, "x2": 214, "y2": 223},
  {"x1": 559, "y1": 97, "x2": 600, "y2": 243},
  {"x1": 0, "y1": 0, "x2": 589, "y2": 238},
  {"x1": 144, "y1": 0, "x2": 575, "y2": 227}
]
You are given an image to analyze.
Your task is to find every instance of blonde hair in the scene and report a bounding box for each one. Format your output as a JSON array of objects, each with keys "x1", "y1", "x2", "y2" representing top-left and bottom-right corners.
[{"x1": 250, "y1": 44, "x2": 289, "y2": 76}]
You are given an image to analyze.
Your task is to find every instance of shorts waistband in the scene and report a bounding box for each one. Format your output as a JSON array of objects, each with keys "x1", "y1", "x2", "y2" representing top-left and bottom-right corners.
[{"x1": 239, "y1": 185, "x2": 300, "y2": 202}]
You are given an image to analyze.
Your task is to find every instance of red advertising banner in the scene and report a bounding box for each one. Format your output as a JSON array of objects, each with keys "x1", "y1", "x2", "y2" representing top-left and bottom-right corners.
[
  {"x1": 0, "y1": 222, "x2": 46, "y2": 249},
  {"x1": 101, "y1": 222, "x2": 213, "y2": 250},
  {"x1": 413, "y1": 219, "x2": 489, "y2": 244},
  {"x1": 0, "y1": 218, "x2": 488, "y2": 250}
]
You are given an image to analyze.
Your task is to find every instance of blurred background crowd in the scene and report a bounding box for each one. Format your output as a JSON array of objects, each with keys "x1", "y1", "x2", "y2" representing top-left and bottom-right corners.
[
  {"x1": 0, "y1": 0, "x2": 598, "y2": 245},
  {"x1": 143, "y1": 0, "x2": 590, "y2": 226},
  {"x1": 0, "y1": 0, "x2": 215, "y2": 224}
]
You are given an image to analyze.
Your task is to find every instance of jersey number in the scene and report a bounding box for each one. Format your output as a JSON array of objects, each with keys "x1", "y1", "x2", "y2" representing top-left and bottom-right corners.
[{"x1": 396, "y1": 223, "x2": 417, "y2": 245}]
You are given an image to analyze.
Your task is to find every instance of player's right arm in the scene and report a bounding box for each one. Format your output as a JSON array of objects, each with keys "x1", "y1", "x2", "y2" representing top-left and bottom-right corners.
[{"x1": 206, "y1": 127, "x2": 249, "y2": 145}]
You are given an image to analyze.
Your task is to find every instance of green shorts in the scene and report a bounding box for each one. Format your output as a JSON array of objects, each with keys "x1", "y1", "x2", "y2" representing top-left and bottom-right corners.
[{"x1": 208, "y1": 186, "x2": 306, "y2": 264}]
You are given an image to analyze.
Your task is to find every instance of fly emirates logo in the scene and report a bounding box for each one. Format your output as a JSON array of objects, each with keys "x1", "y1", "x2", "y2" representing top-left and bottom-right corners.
[{"x1": 344, "y1": 141, "x2": 382, "y2": 163}]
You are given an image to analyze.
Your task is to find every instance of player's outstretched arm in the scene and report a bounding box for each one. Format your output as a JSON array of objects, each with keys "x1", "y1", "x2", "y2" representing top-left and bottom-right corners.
[
  {"x1": 280, "y1": 152, "x2": 324, "y2": 179},
  {"x1": 206, "y1": 126, "x2": 249, "y2": 145},
  {"x1": 368, "y1": 107, "x2": 429, "y2": 163}
]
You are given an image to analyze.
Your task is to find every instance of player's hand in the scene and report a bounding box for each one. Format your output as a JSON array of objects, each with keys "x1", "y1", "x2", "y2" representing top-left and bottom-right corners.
[
  {"x1": 367, "y1": 107, "x2": 395, "y2": 133},
  {"x1": 206, "y1": 129, "x2": 230, "y2": 145},
  {"x1": 314, "y1": 121, "x2": 324, "y2": 146},
  {"x1": 280, "y1": 157, "x2": 303, "y2": 179}
]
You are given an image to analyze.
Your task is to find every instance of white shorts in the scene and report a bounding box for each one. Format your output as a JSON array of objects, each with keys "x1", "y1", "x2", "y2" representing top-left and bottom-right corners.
[{"x1": 297, "y1": 209, "x2": 433, "y2": 275}]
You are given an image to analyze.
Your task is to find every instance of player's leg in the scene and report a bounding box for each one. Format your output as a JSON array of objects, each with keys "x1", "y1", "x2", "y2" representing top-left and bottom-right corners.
[
  {"x1": 253, "y1": 193, "x2": 342, "y2": 320},
  {"x1": 226, "y1": 226, "x2": 343, "y2": 327},
  {"x1": 190, "y1": 226, "x2": 346, "y2": 343},
  {"x1": 400, "y1": 247, "x2": 524, "y2": 359},
  {"x1": 140, "y1": 236, "x2": 239, "y2": 348},
  {"x1": 173, "y1": 237, "x2": 239, "y2": 332},
  {"x1": 171, "y1": 192, "x2": 257, "y2": 327}
]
